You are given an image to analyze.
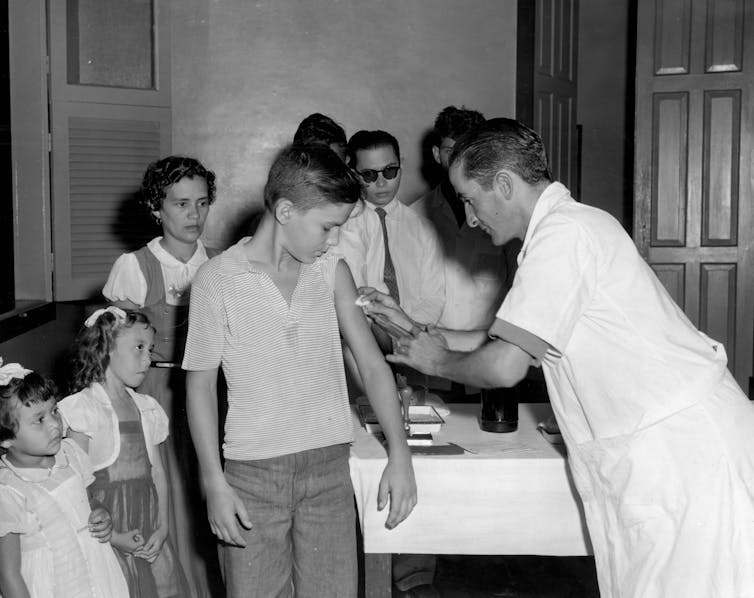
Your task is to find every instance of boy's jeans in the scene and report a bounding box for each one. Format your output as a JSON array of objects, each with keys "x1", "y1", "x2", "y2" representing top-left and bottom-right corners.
[{"x1": 222, "y1": 444, "x2": 357, "y2": 598}]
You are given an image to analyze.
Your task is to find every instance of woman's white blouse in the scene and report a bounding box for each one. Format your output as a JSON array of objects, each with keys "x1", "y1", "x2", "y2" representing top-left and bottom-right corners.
[
  {"x1": 58, "y1": 383, "x2": 169, "y2": 471},
  {"x1": 103, "y1": 237, "x2": 209, "y2": 307}
]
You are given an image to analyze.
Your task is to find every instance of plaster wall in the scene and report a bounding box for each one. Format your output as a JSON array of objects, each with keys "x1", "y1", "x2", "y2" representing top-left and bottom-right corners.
[{"x1": 171, "y1": 0, "x2": 518, "y2": 248}]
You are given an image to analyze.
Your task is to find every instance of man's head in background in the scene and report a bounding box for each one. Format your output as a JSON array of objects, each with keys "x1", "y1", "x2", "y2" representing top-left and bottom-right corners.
[
  {"x1": 432, "y1": 105, "x2": 485, "y2": 172},
  {"x1": 347, "y1": 130, "x2": 402, "y2": 208},
  {"x1": 293, "y1": 113, "x2": 348, "y2": 162}
]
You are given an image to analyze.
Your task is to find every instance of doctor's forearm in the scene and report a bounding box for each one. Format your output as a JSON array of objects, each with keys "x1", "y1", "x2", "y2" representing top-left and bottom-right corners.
[{"x1": 435, "y1": 341, "x2": 529, "y2": 389}]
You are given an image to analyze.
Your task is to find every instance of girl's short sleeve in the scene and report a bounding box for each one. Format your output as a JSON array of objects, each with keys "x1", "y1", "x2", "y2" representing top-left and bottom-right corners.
[
  {"x1": 136, "y1": 394, "x2": 169, "y2": 445},
  {"x1": 62, "y1": 439, "x2": 95, "y2": 487},
  {"x1": 102, "y1": 252, "x2": 148, "y2": 306},
  {"x1": 0, "y1": 484, "x2": 33, "y2": 536},
  {"x1": 58, "y1": 395, "x2": 98, "y2": 438}
]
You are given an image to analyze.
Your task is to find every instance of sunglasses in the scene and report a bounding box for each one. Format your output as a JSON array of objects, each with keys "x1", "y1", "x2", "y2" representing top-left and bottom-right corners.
[{"x1": 355, "y1": 165, "x2": 401, "y2": 183}]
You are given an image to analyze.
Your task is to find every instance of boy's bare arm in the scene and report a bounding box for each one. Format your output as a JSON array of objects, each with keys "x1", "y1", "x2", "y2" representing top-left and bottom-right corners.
[
  {"x1": 186, "y1": 368, "x2": 251, "y2": 546},
  {"x1": 333, "y1": 261, "x2": 417, "y2": 529}
]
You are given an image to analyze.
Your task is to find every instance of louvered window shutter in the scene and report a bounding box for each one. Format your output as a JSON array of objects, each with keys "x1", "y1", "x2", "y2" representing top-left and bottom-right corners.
[
  {"x1": 51, "y1": 107, "x2": 170, "y2": 300},
  {"x1": 48, "y1": 0, "x2": 171, "y2": 301}
]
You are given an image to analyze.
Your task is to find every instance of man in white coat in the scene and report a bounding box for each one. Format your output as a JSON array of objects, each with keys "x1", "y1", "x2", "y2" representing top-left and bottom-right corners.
[{"x1": 364, "y1": 118, "x2": 754, "y2": 598}]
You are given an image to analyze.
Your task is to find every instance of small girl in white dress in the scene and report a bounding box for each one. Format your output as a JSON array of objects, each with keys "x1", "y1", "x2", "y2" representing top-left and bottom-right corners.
[{"x1": 0, "y1": 359, "x2": 128, "y2": 598}]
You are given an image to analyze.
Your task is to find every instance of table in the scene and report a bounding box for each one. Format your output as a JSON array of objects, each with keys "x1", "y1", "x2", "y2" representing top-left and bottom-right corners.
[{"x1": 349, "y1": 403, "x2": 592, "y2": 597}]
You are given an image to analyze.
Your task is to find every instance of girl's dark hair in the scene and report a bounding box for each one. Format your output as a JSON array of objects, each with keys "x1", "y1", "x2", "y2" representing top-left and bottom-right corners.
[
  {"x1": 140, "y1": 155, "x2": 217, "y2": 221},
  {"x1": 263, "y1": 144, "x2": 362, "y2": 212},
  {"x1": 68, "y1": 309, "x2": 153, "y2": 394},
  {"x1": 0, "y1": 372, "x2": 57, "y2": 443}
]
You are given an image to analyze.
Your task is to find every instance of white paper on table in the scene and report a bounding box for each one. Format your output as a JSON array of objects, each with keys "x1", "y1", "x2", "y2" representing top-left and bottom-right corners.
[{"x1": 451, "y1": 440, "x2": 537, "y2": 456}]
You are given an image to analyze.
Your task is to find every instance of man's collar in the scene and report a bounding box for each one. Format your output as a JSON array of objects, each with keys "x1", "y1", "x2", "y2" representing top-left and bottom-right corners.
[
  {"x1": 519, "y1": 182, "x2": 572, "y2": 261},
  {"x1": 367, "y1": 198, "x2": 399, "y2": 215}
]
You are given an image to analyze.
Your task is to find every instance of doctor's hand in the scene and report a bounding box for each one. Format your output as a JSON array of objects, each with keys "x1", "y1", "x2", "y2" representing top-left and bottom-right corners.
[
  {"x1": 357, "y1": 287, "x2": 417, "y2": 334},
  {"x1": 387, "y1": 328, "x2": 449, "y2": 377}
]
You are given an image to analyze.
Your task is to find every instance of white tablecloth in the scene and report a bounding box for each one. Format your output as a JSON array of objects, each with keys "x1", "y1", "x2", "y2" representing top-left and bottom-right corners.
[{"x1": 349, "y1": 402, "x2": 592, "y2": 555}]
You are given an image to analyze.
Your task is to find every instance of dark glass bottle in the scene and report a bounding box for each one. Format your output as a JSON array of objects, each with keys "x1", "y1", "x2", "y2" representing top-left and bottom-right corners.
[{"x1": 480, "y1": 387, "x2": 518, "y2": 433}]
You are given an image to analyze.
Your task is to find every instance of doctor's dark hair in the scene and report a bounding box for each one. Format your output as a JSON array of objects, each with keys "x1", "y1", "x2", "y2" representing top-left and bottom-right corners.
[
  {"x1": 263, "y1": 144, "x2": 362, "y2": 212},
  {"x1": 449, "y1": 118, "x2": 552, "y2": 189},
  {"x1": 67, "y1": 309, "x2": 154, "y2": 394},
  {"x1": 347, "y1": 130, "x2": 401, "y2": 167},
  {"x1": 433, "y1": 105, "x2": 485, "y2": 143},
  {"x1": 0, "y1": 372, "x2": 58, "y2": 444},
  {"x1": 293, "y1": 113, "x2": 347, "y2": 148},
  {"x1": 140, "y1": 156, "x2": 217, "y2": 221}
]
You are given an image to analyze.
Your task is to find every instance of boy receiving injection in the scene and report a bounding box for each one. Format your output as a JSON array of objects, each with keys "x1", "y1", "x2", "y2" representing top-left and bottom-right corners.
[{"x1": 184, "y1": 145, "x2": 416, "y2": 597}]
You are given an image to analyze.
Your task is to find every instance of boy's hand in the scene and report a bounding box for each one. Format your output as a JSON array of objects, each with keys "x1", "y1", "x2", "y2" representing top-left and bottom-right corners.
[
  {"x1": 111, "y1": 529, "x2": 145, "y2": 554},
  {"x1": 205, "y1": 479, "x2": 252, "y2": 547},
  {"x1": 377, "y1": 448, "x2": 417, "y2": 529},
  {"x1": 88, "y1": 506, "x2": 113, "y2": 543},
  {"x1": 134, "y1": 526, "x2": 168, "y2": 563}
]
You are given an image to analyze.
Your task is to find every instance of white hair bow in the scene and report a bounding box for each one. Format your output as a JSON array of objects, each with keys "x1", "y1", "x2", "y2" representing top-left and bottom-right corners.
[
  {"x1": 84, "y1": 306, "x2": 127, "y2": 328},
  {"x1": 0, "y1": 358, "x2": 32, "y2": 386}
]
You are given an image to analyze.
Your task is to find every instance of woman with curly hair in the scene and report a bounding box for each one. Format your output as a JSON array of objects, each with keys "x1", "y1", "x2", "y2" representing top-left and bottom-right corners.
[{"x1": 100, "y1": 156, "x2": 221, "y2": 596}]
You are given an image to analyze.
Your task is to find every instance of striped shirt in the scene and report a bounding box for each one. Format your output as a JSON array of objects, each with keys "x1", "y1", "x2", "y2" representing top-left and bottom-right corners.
[{"x1": 182, "y1": 238, "x2": 353, "y2": 460}]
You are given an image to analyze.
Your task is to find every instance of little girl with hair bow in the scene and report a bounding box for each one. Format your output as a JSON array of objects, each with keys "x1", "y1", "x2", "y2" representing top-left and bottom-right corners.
[
  {"x1": 59, "y1": 309, "x2": 189, "y2": 598},
  {"x1": 0, "y1": 358, "x2": 128, "y2": 598}
]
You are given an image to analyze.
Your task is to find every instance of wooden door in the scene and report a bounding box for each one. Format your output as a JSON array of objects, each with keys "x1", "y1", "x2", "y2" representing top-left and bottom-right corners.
[
  {"x1": 517, "y1": 0, "x2": 580, "y2": 191},
  {"x1": 634, "y1": 0, "x2": 754, "y2": 390}
]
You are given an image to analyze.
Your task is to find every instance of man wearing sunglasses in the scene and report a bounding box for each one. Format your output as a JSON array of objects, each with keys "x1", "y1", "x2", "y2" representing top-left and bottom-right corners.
[{"x1": 339, "y1": 129, "x2": 445, "y2": 333}]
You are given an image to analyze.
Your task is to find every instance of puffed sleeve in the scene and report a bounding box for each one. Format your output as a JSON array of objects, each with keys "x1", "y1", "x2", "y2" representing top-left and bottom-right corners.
[
  {"x1": 0, "y1": 483, "x2": 33, "y2": 536},
  {"x1": 102, "y1": 252, "x2": 148, "y2": 306},
  {"x1": 135, "y1": 393, "x2": 169, "y2": 446},
  {"x1": 61, "y1": 439, "x2": 95, "y2": 487},
  {"x1": 58, "y1": 393, "x2": 98, "y2": 438}
]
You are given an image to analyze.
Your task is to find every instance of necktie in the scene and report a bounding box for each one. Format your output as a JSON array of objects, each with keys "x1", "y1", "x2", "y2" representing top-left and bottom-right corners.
[{"x1": 375, "y1": 207, "x2": 400, "y2": 304}]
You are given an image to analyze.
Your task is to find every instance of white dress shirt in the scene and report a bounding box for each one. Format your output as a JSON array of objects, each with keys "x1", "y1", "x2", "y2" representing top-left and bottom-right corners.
[
  {"x1": 412, "y1": 185, "x2": 519, "y2": 330},
  {"x1": 102, "y1": 237, "x2": 210, "y2": 306},
  {"x1": 334, "y1": 198, "x2": 445, "y2": 324}
]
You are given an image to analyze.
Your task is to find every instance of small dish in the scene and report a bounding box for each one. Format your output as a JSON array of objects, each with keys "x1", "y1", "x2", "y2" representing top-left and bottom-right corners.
[{"x1": 358, "y1": 404, "x2": 445, "y2": 435}]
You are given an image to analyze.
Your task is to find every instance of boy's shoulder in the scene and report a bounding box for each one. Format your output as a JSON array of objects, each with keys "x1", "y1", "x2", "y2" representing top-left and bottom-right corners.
[{"x1": 195, "y1": 238, "x2": 250, "y2": 283}]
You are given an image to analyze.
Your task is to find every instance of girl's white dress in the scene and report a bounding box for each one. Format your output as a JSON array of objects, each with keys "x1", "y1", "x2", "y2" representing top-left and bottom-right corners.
[{"x1": 0, "y1": 439, "x2": 129, "y2": 598}]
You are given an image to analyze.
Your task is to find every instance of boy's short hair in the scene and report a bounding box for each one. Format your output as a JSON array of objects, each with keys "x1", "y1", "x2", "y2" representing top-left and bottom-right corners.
[
  {"x1": 0, "y1": 372, "x2": 57, "y2": 443},
  {"x1": 140, "y1": 156, "x2": 217, "y2": 217},
  {"x1": 263, "y1": 144, "x2": 362, "y2": 212},
  {"x1": 347, "y1": 130, "x2": 401, "y2": 167},
  {"x1": 433, "y1": 105, "x2": 485, "y2": 143},
  {"x1": 450, "y1": 117, "x2": 552, "y2": 188},
  {"x1": 293, "y1": 113, "x2": 347, "y2": 148}
]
